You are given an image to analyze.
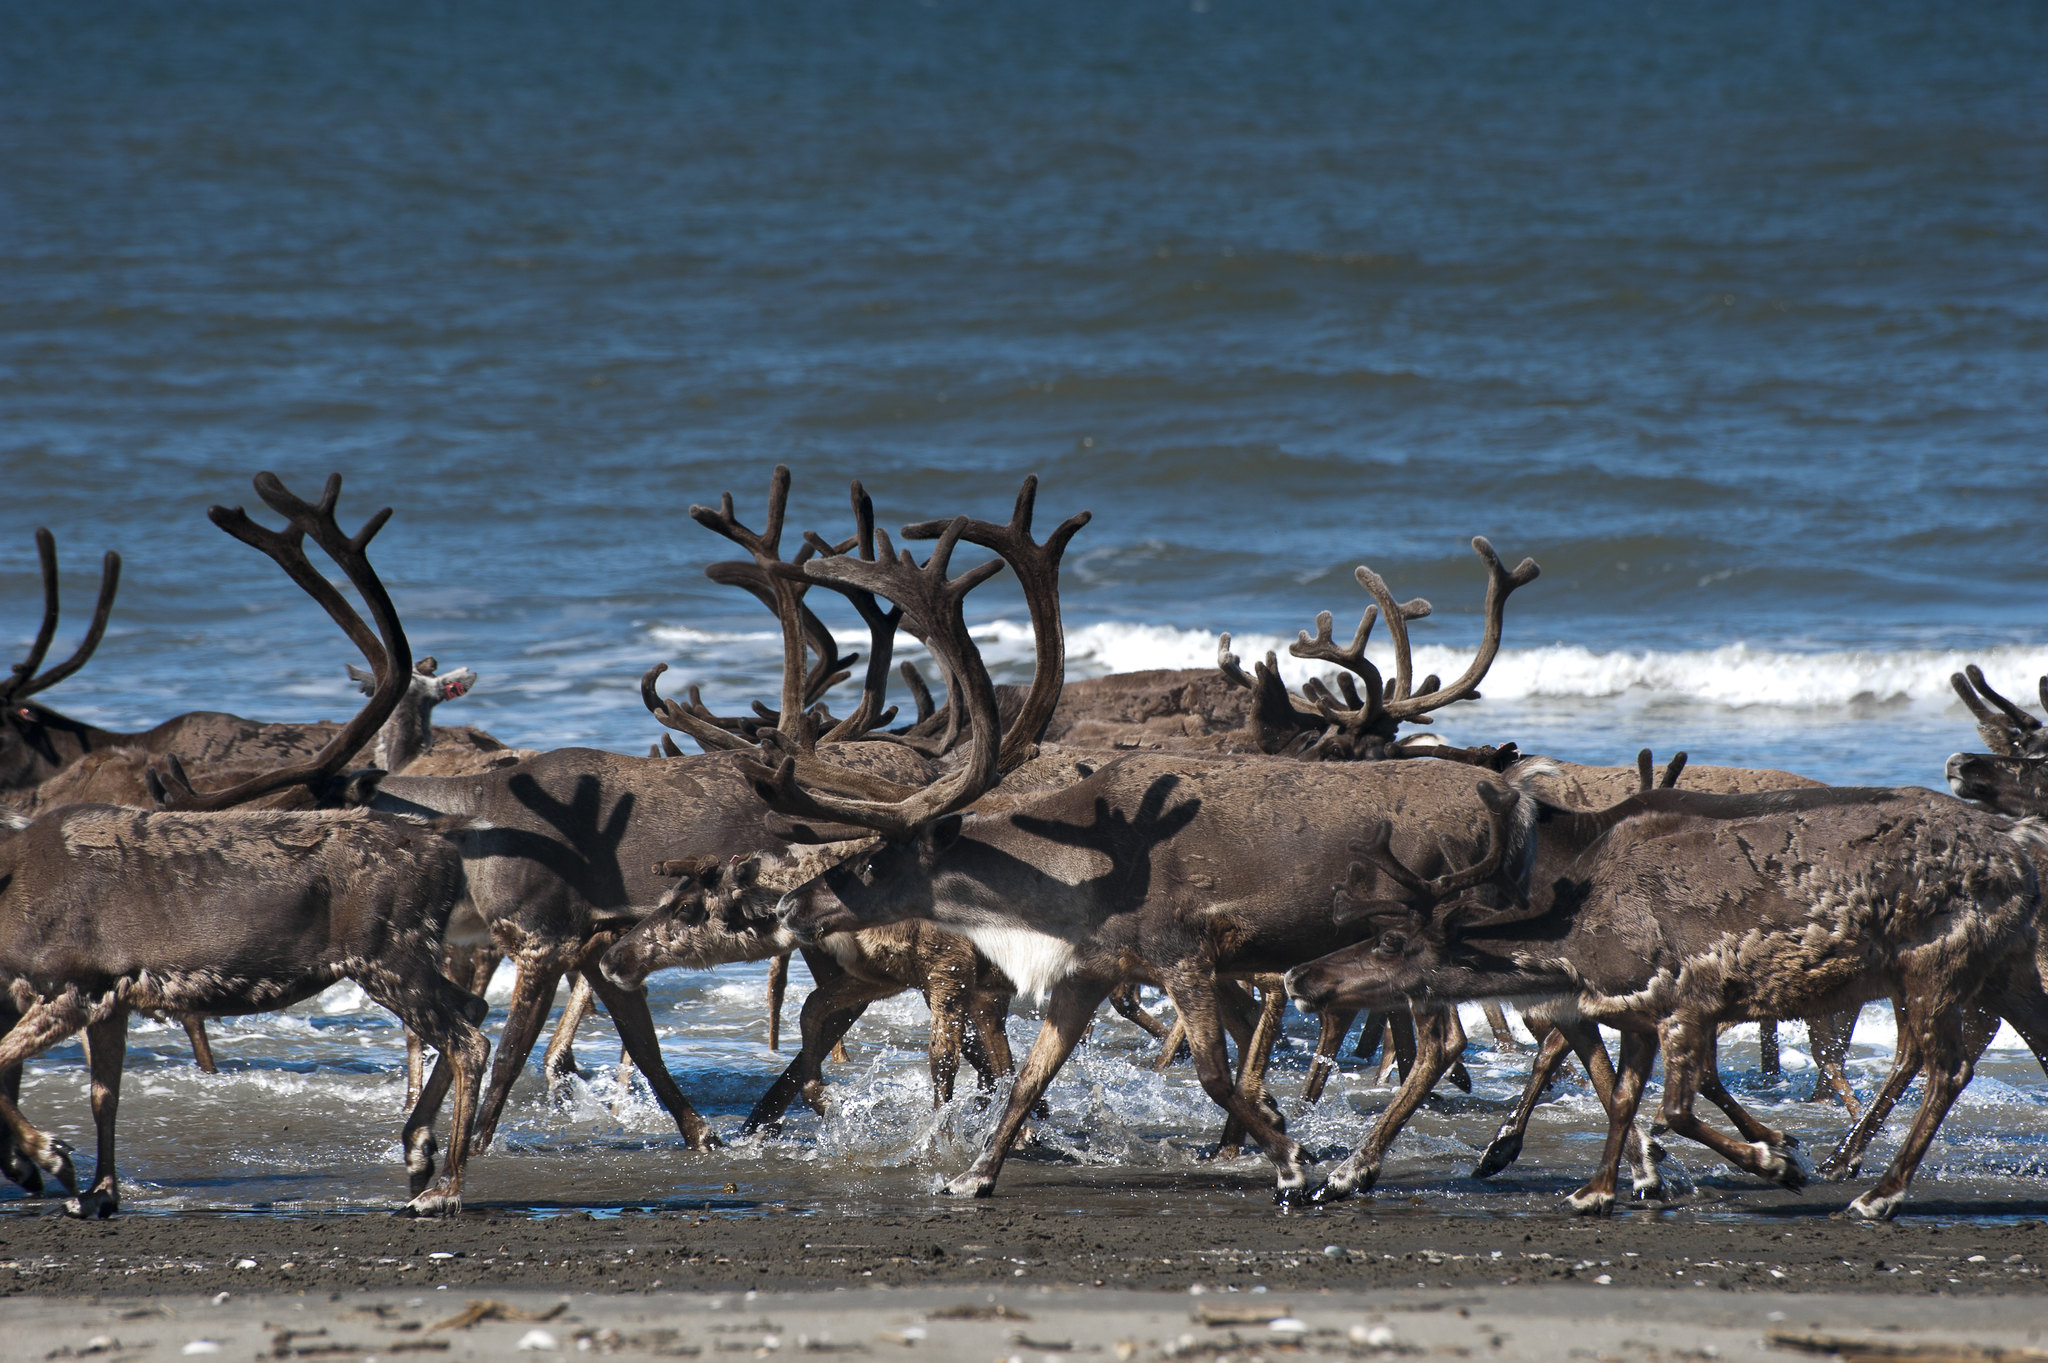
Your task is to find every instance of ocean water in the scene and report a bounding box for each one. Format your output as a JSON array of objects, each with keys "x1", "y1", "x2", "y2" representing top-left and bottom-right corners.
[{"x1": 4, "y1": 1, "x2": 2048, "y2": 1215}]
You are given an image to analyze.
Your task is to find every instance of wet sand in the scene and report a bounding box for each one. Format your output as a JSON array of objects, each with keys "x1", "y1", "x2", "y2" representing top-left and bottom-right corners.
[{"x1": 5, "y1": 1161, "x2": 2045, "y2": 1301}]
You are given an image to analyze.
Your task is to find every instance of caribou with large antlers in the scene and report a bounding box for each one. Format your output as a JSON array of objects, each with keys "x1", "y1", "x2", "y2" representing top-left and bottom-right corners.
[
  {"x1": 0, "y1": 473, "x2": 490, "y2": 1217},
  {"x1": 753, "y1": 523, "x2": 1545, "y2": 1198}
]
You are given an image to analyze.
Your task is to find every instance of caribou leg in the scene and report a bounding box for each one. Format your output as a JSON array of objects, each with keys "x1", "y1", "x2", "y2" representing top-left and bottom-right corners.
[
  {"x1": 1566, "y1": 1026, "x2": 1658, "y2": 1215},
  {"x1": 1472, "y1": 1024, "x2": 1574, "y2": 1179},
  {"x1": 182, "y1": 1017, "x2": 218, "y2": 1074},
  {"x1": 1317, "y1": 1002, "x2": 1465, "y2": 1202},
  {"x1": 743, "y1": 982, "x2": 882, "y2": 1132},
  {"x1": 767, "y1": 953, "x2": 791, "y2": 1052},
  {"x1": 1482, "y1": 1002, "x2": 1522, "y2": 1050},
  {"x1": 66, "y1": 1004, "x2": 129, "y2": 1219},
  {"x1": 1108, "y1": 982, "x2": 1172, "y2": 1040},
  {"x1": 1818, "y1": 1001, "x2": 2002, "y2": 1181},
  {"x1": 1803, "y1": 1009, "x2": 1861, "y2": 1113},
  {"x1": 542, "y1": 976, "x2": 599, "y2": 1094},
  {"x1": 1846, "y1": 983, "x2": 1977, "y2": 1221},
  {"x1": 1299, "y1": 1008, "x2": 1358, "y2": 1105},
  {"x1": 579, "y1": 961, "x2": 721, "y2": 1149},
  {"x1": 943, "y1": 975, "x2": 1115, "y2": 1198},
  {"x1": 1658, "y1": 1015, "x2": 1808, "y2": 1191},
  {"x1": 963, "y1": 985, "x2": 1016, "y2": 1087},
  {"x1": 1157, "y1": 967, "x2": 1315, "y2": 1200},
  {"x1": 368, "y1": 966, "x2": 491, "y2": 1217},
  {"x1": 0, "y1": 1002, "x2": 43, "y2": 1195},
  {"x1": 469, "y1": 951, "x2": 572, "y2": 1152},
  {"x1": 0, "y1": 994, "x2": 89, "y2": 1194},
  {"x1": 1214, "y1": 975, "x2": 1288, "y2": 1157}
]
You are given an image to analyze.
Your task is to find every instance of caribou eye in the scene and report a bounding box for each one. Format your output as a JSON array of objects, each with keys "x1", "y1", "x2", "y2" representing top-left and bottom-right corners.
[{"x1": 1374, "y1": 931, "x2": 1408, "y2": 957}]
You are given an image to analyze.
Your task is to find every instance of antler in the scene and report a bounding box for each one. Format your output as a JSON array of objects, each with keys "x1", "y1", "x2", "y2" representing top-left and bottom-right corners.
[
  {"x1": 149, "y1": 472, "x2": 412, "y2": 811},
  {"x1": 901, "y1": 475, "x2": 1091, "y2": 772},
  {"x1": 1350, "y1": 784, "x2": 1522, "y2": 905},
  {"x1": 797, "y1": 482, "x2": 907, "y2": 743},
  {"x1": 1951, "y1": 665, "x2": 2048, "y2": 758},
  {"x1": 1634, "y1": 747, "x2": 1687, "y2": 793},
  {"x1": 1382, "y1": 538, "x2": 1538, "y2": 720},
  {"x1": 741, "y1": 518, "x2": 1007, "y2": 840},
  {"x1": 688, "y1": 465, "x2": 818, "y2": 744},
  {"x1": 4, "y1": 529, "x2": 122, "y2": 704}
]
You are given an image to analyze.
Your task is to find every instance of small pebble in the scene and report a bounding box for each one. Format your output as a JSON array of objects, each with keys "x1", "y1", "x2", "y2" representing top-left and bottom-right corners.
[
  {"x1": 1324, "y1": 1245, "x2": 1346, "y2": 1258},
  {"x1": 517, "y1": 1328, "x2": 559, "y2": 1351},
  {"x1": 210, "y1": 1292, "x2": 230, "y2": 1306},
  {"x1": 1269, "y1": 1317, "x2": 1308, "y2": 1335},
  {"x1": 182, "y1": 1344, "x2": 223, "y2": 1357},
  {"x1": 236, "y1": 1259, "x2": 257, "y2": 1270},
  {"x1": 1595, "y1": 1274, "x2": 1613, "y2": 1285}
]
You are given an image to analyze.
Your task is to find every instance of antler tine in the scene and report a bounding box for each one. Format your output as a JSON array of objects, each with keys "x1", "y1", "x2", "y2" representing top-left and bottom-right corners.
[
  {"x1": 742, "y1": 518, "x2": 1007, "y2": 840},
  {"x1": 8, "y1": 530, "x2": 125, "y2": 703},
  {"x1": 1349, "y1": 822, "x2": 1431, "y2": 894},
  {"x1": 19, "y1": 547, "x2": 121, "y2": 699},
  {"x1": 1216, "y1": 633, "x2": 1255, "y2": 690},
  {"x1": 157, "y1": 472, "x2": 414, "y2": 811},
  {"x1": 1349, "y1": 786, "x2": 1521, "y2": 904},
  {"x1": 691, "y1": 465, "x2": 811, "y2": 741},
  {"x1": 899, "y1": 661, "x2": 936, "y2": 722},
  {"x1": 810, "y1": 481, "x2": 906, "y2": 744},
  {"x1": 1289, "y1": 606, "x2": 1385, "y2": 711},
  {"x1": 1383, "y1": 537, "x2": 1539, "y2": 721},
  {"x1": 641, "y1": 664, "x2": 753, "y2": 751},
  {"x1": 1351, "y1": 565, "x2": 1432, "y2": 702},
  {"x1": 706, "y1": 558, "x2": 855, "y2": 710},
  {"x1": 5, "y1": 529, "x2": 63, "y2": 701},
  {"x1": 1636, "y1": 748, "x2": 1654, "y2": 794},
  {"x1": 1660, "y1": 752, "x2": 1687, "y2": 787},
  {"x1": 901, "y1": 475, "x2": 1091, "y2": 772}
]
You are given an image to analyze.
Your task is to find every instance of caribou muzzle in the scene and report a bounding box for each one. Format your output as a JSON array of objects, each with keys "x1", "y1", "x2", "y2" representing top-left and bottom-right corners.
[
  {"x1": 1284, "y1": 949, "x2": 1404, "y2": 1014},
  {"x1": 778, "y1": 883, "x2": 862, "y2": 946}
]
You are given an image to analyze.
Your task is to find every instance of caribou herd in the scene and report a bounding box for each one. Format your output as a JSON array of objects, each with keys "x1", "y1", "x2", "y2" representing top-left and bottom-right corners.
[{"x1": 3, "y1": 469, "x2": 2046, "y2": 1225}]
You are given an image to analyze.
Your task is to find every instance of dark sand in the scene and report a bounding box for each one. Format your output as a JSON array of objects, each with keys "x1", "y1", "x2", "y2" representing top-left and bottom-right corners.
[{"x1": 6, "y1": 1162, "x2": 2044, "y2": 1300}]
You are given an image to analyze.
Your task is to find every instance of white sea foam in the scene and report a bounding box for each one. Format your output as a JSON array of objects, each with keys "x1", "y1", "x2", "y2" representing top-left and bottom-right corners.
[{"x1": 648, "y1": 614, "x2": 2048, "y2": 716}]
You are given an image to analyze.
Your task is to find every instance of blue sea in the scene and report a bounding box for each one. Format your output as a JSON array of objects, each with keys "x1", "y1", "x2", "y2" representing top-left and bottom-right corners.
[{"x1": 3, "y1": 1, "x2": 2046, "y2": 1214}]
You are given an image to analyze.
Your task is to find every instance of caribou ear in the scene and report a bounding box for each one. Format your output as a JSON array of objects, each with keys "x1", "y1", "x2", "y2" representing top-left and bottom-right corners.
[
  {"x1": 926, "y1": 813, "x2": 966, "y2": 858},
  {"x1": 334, "y1": 767, "x2": 388, "y2": 807}
]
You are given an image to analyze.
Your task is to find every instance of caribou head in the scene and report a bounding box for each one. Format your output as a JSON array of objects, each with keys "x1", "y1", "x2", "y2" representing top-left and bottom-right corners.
[
  {"x1": 1946, "y1": 666, "x2": 2048, "y2": 816},
  {"x1": 1, "y1": 530, "x2": 120, "y2": 792},
  {"x1": 1284, "y1": 782, "x2": 1538, "y2": 1013}
]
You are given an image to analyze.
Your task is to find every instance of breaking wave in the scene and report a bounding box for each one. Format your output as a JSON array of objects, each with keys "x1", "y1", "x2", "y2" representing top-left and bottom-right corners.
[{"x1": 650, "y1": 617, "x2": 2048, "y2": 718}]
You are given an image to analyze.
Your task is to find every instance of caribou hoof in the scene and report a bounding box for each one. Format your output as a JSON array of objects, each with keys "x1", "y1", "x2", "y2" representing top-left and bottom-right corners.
[
  {"x1": 64, "y1": 1185, "x2": 119, "y2": 1219},
  {"x1": 1846, "y1": 1188, "x2": 1904, "y2": 1221},
  {"x1": 40, "y1": 1143, "x2": 78, "y2": 1195},
  {"x1": 941, "y1": 1170, "x2": 996, "y2": 1199},
  {"x1": 1471, "y1": 1124, "x2": 1523, "y2": 1179},
  {"x1": 1272, "y1": 1157, "x2": 1318, "y2": 1206},
  {"x1": 1754, "y1": 1138, "x2": 1810, "y2": 1190},
  {"x1": 2, "y1": 1149, "x2": 45, "y2": 1196},
  {"x1": 1565, "y1": 1186, "x2": 1615, "y2": 1217},
  {"x1": 401, "y1": 1187, "x2": 463, "y2": 1218},
  {"x1": 1314, "y1": 1159, "x2": 1377, "y2": 1203},
  {"x1": 1816, "y1": 1151, "x2": 1861, "y2": 1183}
]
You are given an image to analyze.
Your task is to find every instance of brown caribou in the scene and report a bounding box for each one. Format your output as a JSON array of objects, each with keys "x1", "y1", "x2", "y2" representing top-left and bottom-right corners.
[
  {"x1": 3, "y1": 529, "x2": 512, "y2": 813},
  {"x1": 350, "y1": 469, "x2": 1077, "y2": 1153},
  {"x1": 1285, "y1": 772, "x2": 2048, "y2": 1219},
  {"x1": 0, "y1": 473, "x2": 490, "y2": 1217},
  {"x1": 750, "y1": 531, "x2": 1543, "y2": 1199}
]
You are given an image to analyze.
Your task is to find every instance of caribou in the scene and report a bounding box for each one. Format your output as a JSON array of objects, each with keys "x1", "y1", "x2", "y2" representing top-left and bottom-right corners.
[
  {"x1": 750, "y1": 531, "x2": 1543, "y2": 1199},
  {"x1": 1284, "y1": 771, "x2": 2048, "y2": 1219},
  {"x1": 0, "y1": 473, "x2": 491, "y2": 1218}
]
